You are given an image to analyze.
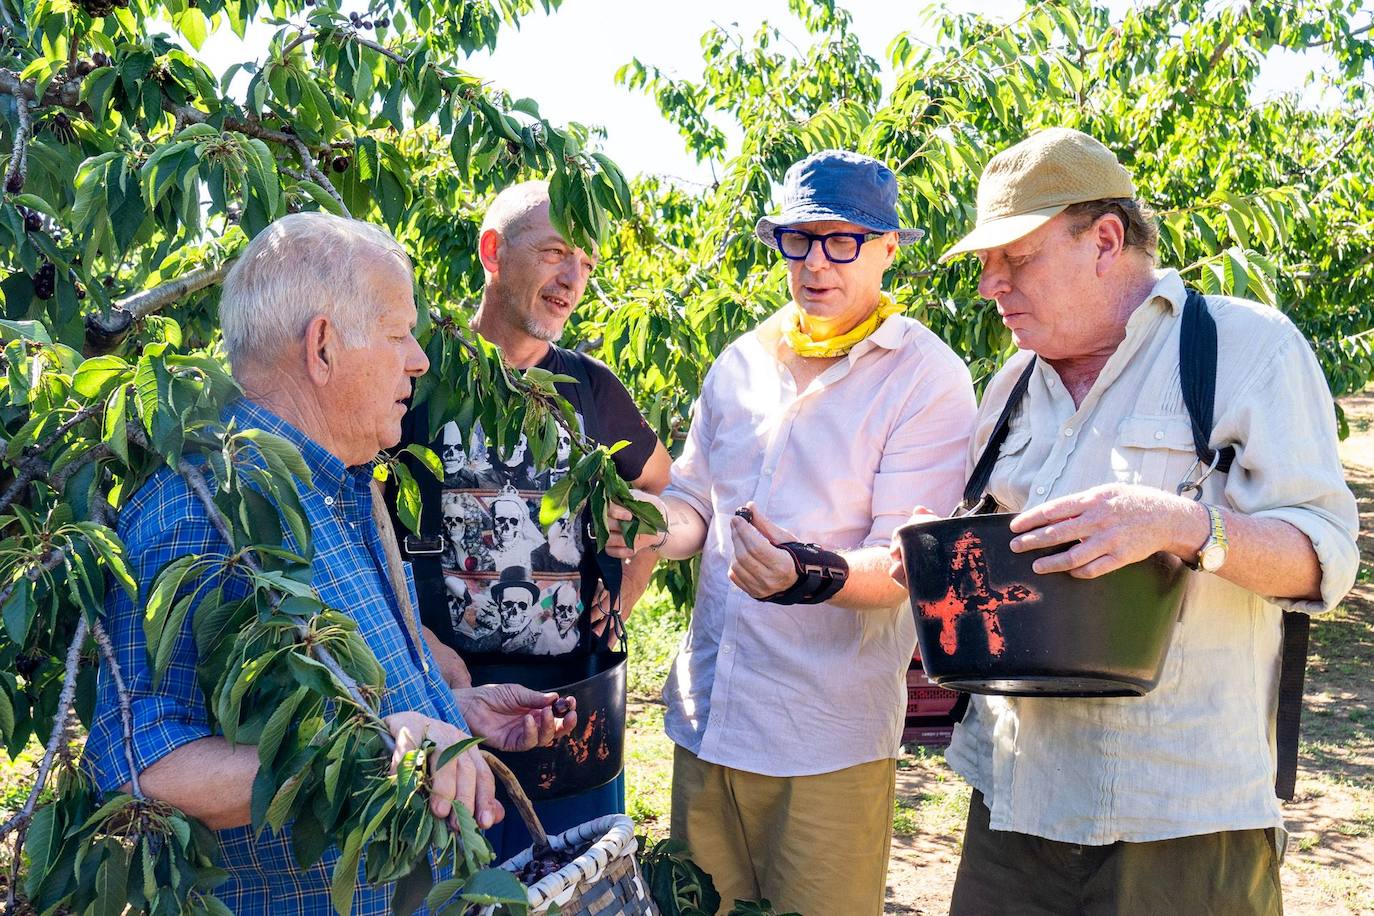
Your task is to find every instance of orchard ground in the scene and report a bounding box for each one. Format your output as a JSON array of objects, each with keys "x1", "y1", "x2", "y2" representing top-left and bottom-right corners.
[
  {"x1": 1, "y1": 394, "x2": 1370, "y2": 914},
  {"x1": 624, "y1": 389, "x2": 1374, "y2": 916}
]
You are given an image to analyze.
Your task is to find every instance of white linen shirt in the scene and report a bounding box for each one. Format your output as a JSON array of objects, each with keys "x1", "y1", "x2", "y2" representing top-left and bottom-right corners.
[
  {"x1": 945, "y1": 269, "x2": 1360, "y2": 844},
  {"x1": 663, "y1": 310, "x2": 977, "y2": 776}
]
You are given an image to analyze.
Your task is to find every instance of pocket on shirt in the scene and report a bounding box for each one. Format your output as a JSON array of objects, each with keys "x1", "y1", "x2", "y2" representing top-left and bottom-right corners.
[{"x1": 1112, "y1": 417, "x2": 1198, "y2": 491}]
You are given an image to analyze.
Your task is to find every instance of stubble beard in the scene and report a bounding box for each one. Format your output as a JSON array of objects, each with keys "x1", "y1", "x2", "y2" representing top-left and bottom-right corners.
[{"x1": 520, "y1": 311, "x2": 563, "y2": 342}]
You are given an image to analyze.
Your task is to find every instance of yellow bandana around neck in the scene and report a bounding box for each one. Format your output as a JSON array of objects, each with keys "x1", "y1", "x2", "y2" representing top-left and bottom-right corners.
[{"x1": 782, "y1": 293, "x2": 903, "y2": 358}]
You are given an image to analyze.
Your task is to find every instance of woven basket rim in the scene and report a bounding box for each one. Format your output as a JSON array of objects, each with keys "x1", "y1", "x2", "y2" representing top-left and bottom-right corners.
[{"x1": 497, "y1": 813, "x2": 639, "y2": 909}]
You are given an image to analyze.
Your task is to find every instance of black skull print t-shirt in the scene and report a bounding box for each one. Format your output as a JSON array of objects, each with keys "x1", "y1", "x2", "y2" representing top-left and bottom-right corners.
[{"x1": 410, "y1": 346, "x2": 657, "y2": 664}]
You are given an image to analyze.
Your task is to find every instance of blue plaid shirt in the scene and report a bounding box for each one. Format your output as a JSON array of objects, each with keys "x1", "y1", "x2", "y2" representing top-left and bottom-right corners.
[{"x1": 87, "y1": 399, "x2": 467, "y2": 914}]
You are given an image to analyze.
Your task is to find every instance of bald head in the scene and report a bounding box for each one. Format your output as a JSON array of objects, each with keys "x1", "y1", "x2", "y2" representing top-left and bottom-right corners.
[{"x1": 479, "y1": 181, "x2": 554, "y2": 248}]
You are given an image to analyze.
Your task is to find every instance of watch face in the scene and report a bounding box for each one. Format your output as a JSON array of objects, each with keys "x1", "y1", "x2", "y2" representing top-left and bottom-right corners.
[{"x1": 1200, "y1": 544, "x2": 1227, "y2": 573}]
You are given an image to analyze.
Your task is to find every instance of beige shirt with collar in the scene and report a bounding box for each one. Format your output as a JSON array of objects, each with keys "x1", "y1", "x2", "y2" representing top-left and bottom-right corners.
[
  {"x1": 946, "y1": 268, "x2": 1360, "y2": 844},
  {"x1": 663, "y1": 308, "x2": 978, "y2": 776}
]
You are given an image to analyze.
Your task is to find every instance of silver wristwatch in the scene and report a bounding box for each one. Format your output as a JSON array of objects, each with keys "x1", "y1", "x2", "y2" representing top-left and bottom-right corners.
[{"x1": 1190, "y1": 503, "x2": 1229, "y2": 573}]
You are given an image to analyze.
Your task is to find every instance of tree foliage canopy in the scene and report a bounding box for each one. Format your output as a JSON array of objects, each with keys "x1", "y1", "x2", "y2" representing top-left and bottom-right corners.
[{"x1": 1, "y1": 0, "x2": 1372, "y2": 913}]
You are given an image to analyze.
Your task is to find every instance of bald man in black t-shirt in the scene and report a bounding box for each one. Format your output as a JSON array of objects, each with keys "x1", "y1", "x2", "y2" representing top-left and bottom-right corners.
[{"x1": 395, "y1": 181, "x2": 669, "y2": 861}]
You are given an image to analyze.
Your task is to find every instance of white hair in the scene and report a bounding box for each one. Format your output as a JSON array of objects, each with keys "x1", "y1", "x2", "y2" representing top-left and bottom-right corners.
[
  {"x1": 479, "y1": 180, "x2": 551, "y2": 243},
  {"x1": 220, "y1": 212, "x2": 414, "y2": 369}
]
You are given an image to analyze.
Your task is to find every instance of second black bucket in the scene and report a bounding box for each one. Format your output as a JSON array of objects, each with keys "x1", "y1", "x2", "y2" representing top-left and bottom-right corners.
[
  {"x1": 896, "y1": 513, "x2": 1188, "y2": 697},
  {"x1": 469, "y1": 650, "x2": 627, "y2": 801}
]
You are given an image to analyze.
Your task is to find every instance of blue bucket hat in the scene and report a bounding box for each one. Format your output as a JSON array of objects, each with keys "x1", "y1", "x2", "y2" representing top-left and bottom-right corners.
[{"x1": 754, "y1": 149, "x2": 925, "y2": 249}]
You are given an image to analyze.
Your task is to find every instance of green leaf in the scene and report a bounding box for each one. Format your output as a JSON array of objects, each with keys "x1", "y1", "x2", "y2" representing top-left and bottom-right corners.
[
  {"x1": 539, "y1": 475, "x2": 575, "y2": 527},
  {"x1": 264, "y1": 768, "x2": 308, "y2": 834},
  {"x1": 2, "y1": 578, "x2": 33, "y2": 644},
  {"x1": 92, "y1": 842, "x2": 130, "y2": 916},
  {"x1": 425, "y1": 877, "x2": 467, "y2": 913},
  {"x1": 393, "y1": 462, "x2": 421, "y2": 535},
  {"x1": 143, "y1": 555, "x2": 203, "y2": 687},
  {"x1": 237, "y1": 429, "x2": 314, "y2": 487},
  {"x1": 331, "y1": 828, "x2": 365, "y2": 916},
  {"x1": 390, "y1": 858, "x2": 434, "y2": 916},
  {"x1": 103, "y1": 385, "x2": 130, "y2": 466},
  {"x1": 76, "y1": 522, "x2": 137, "y2": 597},
  {"x1": 72, "y1": 356, "x2": 131, "y2": 400},
  {"x1": 0, "y1": 687, "x2": 13, "y2": 743},
  {"x1": 402, "y1": 444, "x2": 444, "y2": 482},
  {"x1": 459, "y1": 867, "x2": 527, "y2": 906},
  {"x1": 257, "y1": 685, "x2": 310, "y2": 770},
  {"x1": 80, "y1": 793, "x2": 136, "y2": 833}
]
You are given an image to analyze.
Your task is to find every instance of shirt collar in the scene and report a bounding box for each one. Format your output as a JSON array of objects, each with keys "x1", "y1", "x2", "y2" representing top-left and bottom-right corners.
[
  {"x1": 223, "y1": 398, "x2": 355, "y2": 503},
  {"x1": 851, "y1": 309, "x2": 906, "y2": 357},
  {"x1": 1146, "y1": 268, "x2": 1187, "y2": 316}
]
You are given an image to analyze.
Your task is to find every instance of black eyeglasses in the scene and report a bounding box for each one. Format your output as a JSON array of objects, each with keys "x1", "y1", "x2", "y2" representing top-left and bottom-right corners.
[{"x1": 774, "y1": 227, "x2": 884, "y2": 263}]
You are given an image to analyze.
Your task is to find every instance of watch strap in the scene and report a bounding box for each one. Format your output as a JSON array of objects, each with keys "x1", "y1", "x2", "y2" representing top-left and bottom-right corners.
[{"x1": 1187, "y1": 503, "x2": 1227, "y2": 571}]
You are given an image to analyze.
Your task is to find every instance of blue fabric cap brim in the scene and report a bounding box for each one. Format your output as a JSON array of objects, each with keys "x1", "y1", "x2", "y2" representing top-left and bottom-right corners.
[{"x1": 755, "y1": 209, "x2": 925, "y2": 249}]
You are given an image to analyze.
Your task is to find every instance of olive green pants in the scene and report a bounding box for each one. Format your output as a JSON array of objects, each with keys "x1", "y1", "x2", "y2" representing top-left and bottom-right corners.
[
  {"x1": 950, "y1": 790, "x2": 1284, "y2": 916},
  {"x1": 670, "y1": 744, "x2": 896, "y2": 916}
]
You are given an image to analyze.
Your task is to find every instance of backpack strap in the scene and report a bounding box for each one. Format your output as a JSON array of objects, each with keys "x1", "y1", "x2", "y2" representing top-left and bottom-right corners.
[
  {"x1": 1179, "y1": 290, "x2": 1236, "y2": 475},
  {"x1": 1178, "y1": 287, "x2": 1304, "y2": 801},
  {"x1": 960, "y1": 356, "x2": 1038, "y2": 512}
]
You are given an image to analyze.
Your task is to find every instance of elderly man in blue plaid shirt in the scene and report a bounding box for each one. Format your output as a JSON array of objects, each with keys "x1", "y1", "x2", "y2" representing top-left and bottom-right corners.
[{"x1": 85, "y1": 212, "x2": 575, "y2": 913}]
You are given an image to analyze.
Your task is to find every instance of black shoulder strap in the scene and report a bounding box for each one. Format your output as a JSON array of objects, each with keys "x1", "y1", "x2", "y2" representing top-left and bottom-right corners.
[
  {"x1": 394, "y1": 400, "x2": 449, "y2": 634},
  {"x1": 961, "y1": 356, "x2": 1038, "y2": 511},
  {"x1": 1179, "y1": 289, "x2": 1235, "y2": 475},
  {"x1": 557, "y1": 346, "x2": 600, "y2": 445},
  {"x1": 1178, "y1": 287, "x2": 1303, "y2": 801}
]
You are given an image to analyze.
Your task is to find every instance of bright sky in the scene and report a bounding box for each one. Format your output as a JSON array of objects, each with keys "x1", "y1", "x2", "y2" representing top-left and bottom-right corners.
[{"x1": 191, "y1": 0, "x2": 1335, "y2": 184}]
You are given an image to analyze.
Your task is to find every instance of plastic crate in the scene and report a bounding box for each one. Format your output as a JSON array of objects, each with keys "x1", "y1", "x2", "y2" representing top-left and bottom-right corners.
[{"x1": 901, "y1": 647, "x2": 963, "y2": 748}]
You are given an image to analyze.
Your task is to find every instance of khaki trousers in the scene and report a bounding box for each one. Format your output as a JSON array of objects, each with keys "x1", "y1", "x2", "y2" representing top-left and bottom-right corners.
[
  {"x1": 950, "y1": 790, "x2": 1284, "y2": 916},
  {"x1": 670, "y1": 744, "x2": 895, "y2": 916}
]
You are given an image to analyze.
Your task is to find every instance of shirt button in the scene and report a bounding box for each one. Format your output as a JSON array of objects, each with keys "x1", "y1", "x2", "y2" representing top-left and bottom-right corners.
[
  {"x1": 1036, "y1": 486, "x2": 1046, "y2": 495},
  {"x1": 1063, "y1": 427, "x2": 1074, "y2": 437},
  {"x1": 762, "y1": 467, "x2": 773, "y2": 476},
  {"x1": 324, "y1": 496, "x2": 335, "y2": 506},
  {"x1": 1154, "y1": 430, "x2": 1165, "y2": 440},
  {"x1": 721, "y1": 644, "x2": 732, "y2": 653}
]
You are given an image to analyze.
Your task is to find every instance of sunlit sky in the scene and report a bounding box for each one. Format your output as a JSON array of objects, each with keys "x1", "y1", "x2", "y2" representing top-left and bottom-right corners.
[{"x1": 187, "y1": 0, "x2": 1335, "y2": 184}]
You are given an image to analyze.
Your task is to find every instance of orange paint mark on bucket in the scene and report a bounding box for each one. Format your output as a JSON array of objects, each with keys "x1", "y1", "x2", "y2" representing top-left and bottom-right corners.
[{"x1": 918, "y1": 530, "x2": 1039, "y2": 657}]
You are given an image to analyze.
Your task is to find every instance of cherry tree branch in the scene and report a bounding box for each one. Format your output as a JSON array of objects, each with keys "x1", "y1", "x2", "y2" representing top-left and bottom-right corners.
[
  {"x1": 0, "y1": 615, "x2": 89, "y2": 843},
  {"x1": 90, "y1": 618, "x2": 144, "y2": 800},
  {"x1": 122, "y1": 263, "x2": 232, "y2": 320},
  {"x1": 287, "y1": 137, "x2": 349, "y2": 214},
  {"x1": 3, "y1": 91, "x2": 32, "y2": 192}
]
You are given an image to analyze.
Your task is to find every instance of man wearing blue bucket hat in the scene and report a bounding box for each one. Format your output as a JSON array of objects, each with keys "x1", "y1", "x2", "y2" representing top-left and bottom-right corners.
[
  {"x1": 900, "y1": 127, "x2": 1361, "y2": 915},
  {"x1": 605, "y1": 150, "x2": 977, "y2": 913}
]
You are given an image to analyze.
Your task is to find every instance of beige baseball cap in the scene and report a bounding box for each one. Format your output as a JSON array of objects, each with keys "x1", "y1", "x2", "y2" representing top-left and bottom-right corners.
[{"x1": 939, "y1": 127, "x2": 1135, "y2": 263}]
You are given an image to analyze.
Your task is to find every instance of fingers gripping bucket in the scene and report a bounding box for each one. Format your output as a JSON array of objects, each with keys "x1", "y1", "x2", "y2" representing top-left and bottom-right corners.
[
  {"x1": 470, "y1": 651, "x2": 627, "y2": 800},
  {"x1": 897, "y1": 514, "x2": 1188, "y2": 696},
  {"x1": 480, "y1": 753, "x2": 658, "y2": 916}
]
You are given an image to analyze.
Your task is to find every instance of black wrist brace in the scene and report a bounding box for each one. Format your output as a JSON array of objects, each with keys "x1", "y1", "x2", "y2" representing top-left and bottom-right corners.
[{"x1": 762, "y1": 542, "x2": 849, "y2": 605}]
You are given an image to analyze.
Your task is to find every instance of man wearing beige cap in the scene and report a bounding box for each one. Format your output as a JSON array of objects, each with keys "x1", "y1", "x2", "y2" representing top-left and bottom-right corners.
[{"x1": 912, "y1": 127, "x2": 1359, "y2": 913}]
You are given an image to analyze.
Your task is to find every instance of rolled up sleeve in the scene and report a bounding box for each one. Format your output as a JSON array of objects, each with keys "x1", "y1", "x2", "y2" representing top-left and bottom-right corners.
[
  {"x1": 863, "y1": 349, "x2": 978, "y2": 548},
  {"x1": 1219, "y1": 329, "x2": 1360, "y2": 612}
]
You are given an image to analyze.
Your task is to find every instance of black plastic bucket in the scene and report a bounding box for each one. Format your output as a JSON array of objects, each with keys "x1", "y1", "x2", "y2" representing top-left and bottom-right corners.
[
  {"x1": 469, "y1": 650, "x2": 627, "y2": 801},
  {"x1": 896, "y1": 513, "x2": 1188, "y2": 697}
]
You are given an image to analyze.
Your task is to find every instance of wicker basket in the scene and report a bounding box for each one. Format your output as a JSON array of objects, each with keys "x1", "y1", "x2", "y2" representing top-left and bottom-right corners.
[{"x1": 482, "y1": 752, "x2": 658, "y2": 916}]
